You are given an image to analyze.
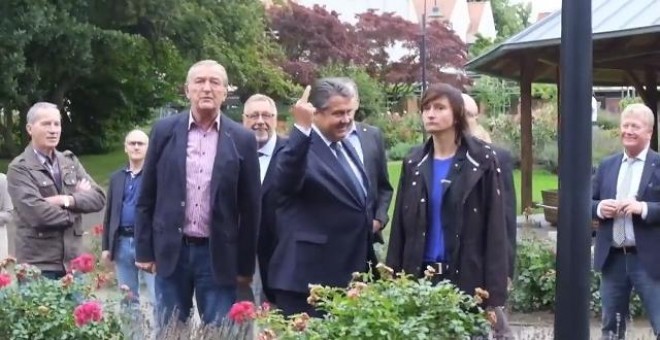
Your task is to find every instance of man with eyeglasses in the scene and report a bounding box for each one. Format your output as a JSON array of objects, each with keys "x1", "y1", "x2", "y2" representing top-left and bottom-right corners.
[
  {"x1": 101, "y1": 129, "x2": 155, "y2": 313},
  {"x1": 239, "y1": 94, "x2": 287, "y2": 304}
]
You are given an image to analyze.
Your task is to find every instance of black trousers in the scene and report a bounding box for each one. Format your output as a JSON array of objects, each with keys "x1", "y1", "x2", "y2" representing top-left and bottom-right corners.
[{"x1": 273, "y1": 290, "x2": 323, "y2": 318}]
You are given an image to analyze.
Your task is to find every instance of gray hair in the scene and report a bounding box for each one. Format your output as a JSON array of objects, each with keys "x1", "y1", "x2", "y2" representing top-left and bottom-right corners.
[
  {"x1": 243, "y1": 94, "x2": 277, "y2": 115},
  {"x1": 27, "y1": 102, "x2": 60, "y2": 124},
  {"x1": 622, "y1": 103, "x2": 655, "y2": 129},
  {"x1": 337, "y1": 77, "x2": 359, "y2": 101},
  {"x1": 310, "y1": 78, "x2": 355, "y2": 111},
  {"x1": 186, "y1": 59, "x2": 229, "y2": 86}
]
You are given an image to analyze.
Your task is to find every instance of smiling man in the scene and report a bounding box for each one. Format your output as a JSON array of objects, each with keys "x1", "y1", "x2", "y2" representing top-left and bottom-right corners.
[
  {"x1": 239, "y1": 94, "x2": 287, "y2": 304},
  {"x1": 135, "y1": 60, "x2": 261, "y2": 328},
  {"x1": 7, "y1": 102, "x2": 106, "y2": 280},
  {"x1": 592, "y1": 103, "x2": 660, "y2": 338},
  {"x1": 268, "y1": 78, "x2": 373, "y2": 316}
]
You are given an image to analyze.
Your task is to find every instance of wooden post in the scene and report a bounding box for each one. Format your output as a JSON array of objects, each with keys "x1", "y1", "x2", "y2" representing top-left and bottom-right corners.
[
  {"x1": 520, "y1": 56, "x2": 534, "y2": 213},
  {"x1": 646, "y1": 66, "x2": 658, "y2": 151}
]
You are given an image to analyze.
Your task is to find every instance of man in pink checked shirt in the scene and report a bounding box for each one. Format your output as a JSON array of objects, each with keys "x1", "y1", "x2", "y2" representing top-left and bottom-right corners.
[{"x1": 134, "y1": 60, "x2": 261, "y2": 329}]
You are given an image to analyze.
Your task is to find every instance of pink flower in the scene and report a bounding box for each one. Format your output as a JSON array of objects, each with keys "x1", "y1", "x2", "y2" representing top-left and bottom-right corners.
[
  {"x1": 228, "y1": 301, "x2": 256, "y2": 324},
  {"x1": 92, "y1": 224, "x2": 104, "y2": 236},
  {"x1": 70, "y1": 253, "x2": 95, "y2": 273},
  {"x1": 0, "y1": 273, "x2": 11, "y2": 288},
  {"x1": 73, "y1": 301, "x2": 103, "y2": 327}
]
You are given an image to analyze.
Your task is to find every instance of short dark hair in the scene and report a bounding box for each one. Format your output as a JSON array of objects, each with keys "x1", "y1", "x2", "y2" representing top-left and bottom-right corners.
[
  {"x1": 421, "y1": 83, "x2": 468, "y2": 141},
  {"x1": 310, "y1": 78, "x2": 354, "y2": 112}
]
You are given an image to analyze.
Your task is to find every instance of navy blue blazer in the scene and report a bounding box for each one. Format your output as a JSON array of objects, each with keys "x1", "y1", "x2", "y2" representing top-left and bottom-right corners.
[
  {"x1": 592, "y1": 149, "x2": 660, "y2": 280},
  {"x1": 257, "y1": 135, "x2": 287, "y2": 301},
  {"x1": 267, "y1": 128, "x2": 373, "y2": 293},
  {"x1": 135, "y1": 113, "x2": 261, "y2": 285},
  {"x1": 102, "y1": 168, "x2": 129, "y2": 260}
]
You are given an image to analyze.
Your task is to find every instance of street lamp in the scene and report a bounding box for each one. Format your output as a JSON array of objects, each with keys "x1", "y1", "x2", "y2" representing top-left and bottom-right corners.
[{"x1": 420, "y1": 0, "x2": 442, "y2": 141}]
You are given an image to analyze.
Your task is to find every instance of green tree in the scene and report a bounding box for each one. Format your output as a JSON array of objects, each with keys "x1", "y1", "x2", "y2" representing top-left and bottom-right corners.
[{"x1": 0, "y1": 0, "x2": 296, "y2": 156}]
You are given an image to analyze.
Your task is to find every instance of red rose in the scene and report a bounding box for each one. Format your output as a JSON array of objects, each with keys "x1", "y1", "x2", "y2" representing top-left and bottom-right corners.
[
  {"x1": 70, "y1": 253, "x2": 95, "y2": 273},
  {"x1": 228, "y1": 301, "x2": 256, "y2": 324},
  {"x1": 92, "y1": 224, "x2": 104, "y2": 236},
  {"x1": 0, "y1": 273, "x2": 11, "y2": 288},
  {"x1": 73, "y1": 301, "x2": 103, "y2": 327}
]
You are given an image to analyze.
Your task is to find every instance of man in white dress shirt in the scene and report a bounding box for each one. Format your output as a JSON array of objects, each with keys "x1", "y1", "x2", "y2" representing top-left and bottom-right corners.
[
  {"x1": 592, "y1": 103, "x2": 660, "y2": 339},
  {"x1": 240, "y1": 94, "x2": 287, "y2": 304}
]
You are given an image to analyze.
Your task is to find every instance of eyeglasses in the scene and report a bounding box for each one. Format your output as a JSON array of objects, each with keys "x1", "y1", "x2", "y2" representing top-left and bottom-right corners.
[
  {"x1": 244, "y1": 112, "x2": 275, "y2": 120},
  {"x1": 126, "y1": 141, "x2": 146, "y2": 147}
]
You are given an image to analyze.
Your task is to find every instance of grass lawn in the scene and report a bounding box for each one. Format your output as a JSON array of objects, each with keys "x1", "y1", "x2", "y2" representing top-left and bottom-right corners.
[
  {"x1": 386, "y1": 162, "x2": 558, "y2": 216},
  {"x1": 0, "y1": 148, "x2": 127, "y2": 188},
  {"x1": 0, "y1": 151, "x2": 559, "y2": 206}
]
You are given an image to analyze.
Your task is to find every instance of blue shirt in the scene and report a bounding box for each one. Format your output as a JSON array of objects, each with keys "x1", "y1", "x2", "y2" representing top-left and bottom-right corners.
[
  {"x1": 424, "y1": 158, "x2": 453, "y2": 262},
  {"x1": 119, "y1": 169, "x2": 143, "y2": 227}
]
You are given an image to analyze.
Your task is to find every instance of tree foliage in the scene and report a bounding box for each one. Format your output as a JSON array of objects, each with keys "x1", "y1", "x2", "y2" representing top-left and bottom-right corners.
[
  {"x1": 0, "y1": 0, "x2": 295, "y2": 156},
  {"x1": 268, "y1": 4, "x2": 469, "y2": 90},
  {"x1": 355, "y1": 10, "x2": 468, "y2": 89},
  {"x1": 268, "y1": 3, "x2": 365, "y2": 86}
]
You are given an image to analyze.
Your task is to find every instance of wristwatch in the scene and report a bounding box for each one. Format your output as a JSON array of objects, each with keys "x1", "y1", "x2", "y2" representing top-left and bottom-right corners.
[{"x1": 63, "y1": 196, "x2": 70, "y2": 209}]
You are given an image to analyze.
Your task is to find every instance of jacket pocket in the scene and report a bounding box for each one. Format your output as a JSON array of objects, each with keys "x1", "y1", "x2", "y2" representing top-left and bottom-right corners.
[
  {"x1": 294, "y1": 232, "x2": 327, "y2": 265},
  {"x1": 19, "y1": 228, "x2": 62, "y2": 265},
  {"x1": 294, "y1": 231, "x2": 327, "y2": 244}
]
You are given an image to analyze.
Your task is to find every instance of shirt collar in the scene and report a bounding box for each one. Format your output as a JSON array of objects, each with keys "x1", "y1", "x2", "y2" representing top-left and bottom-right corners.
[
  {"x1": 347, "y1": 123, "x2": 358, "y2": 135},
  {"x1": 188, "y1": 110, "x2": 221, "y2": 131},
  {"x1": 33, "y1": 148, "x2": 56, "y2": 165},
  {"x1": 258, "y1": 134, "x2": 277, "y2": 157},
  {"x1": 623, "y1": 145, "x2": 650, "y2": 163},
  {"x1": 312, "y1": 124, "x2": 334, "y2": 147}
]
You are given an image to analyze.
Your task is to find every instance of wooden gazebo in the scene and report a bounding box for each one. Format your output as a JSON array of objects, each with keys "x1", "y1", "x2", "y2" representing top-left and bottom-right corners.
[{"x1": 466, "y1": 0, "x2": 660, "y2": 212}]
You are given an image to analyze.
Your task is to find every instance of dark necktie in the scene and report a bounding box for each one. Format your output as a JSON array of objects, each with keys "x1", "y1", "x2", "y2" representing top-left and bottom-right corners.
[{"x1": 330, "y1": 142, "x2": 366, "y2": 202}]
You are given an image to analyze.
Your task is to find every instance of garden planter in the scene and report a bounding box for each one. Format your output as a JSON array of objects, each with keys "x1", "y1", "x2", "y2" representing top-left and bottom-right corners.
[{"x1": 541, "y1": 189, "x2": 558, "y2": 226}]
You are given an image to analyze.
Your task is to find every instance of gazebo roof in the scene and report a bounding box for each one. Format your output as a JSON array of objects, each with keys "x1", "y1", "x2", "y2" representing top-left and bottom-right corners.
[{"x1": 466, "y1": 0, "x2": 660, "y2": 86}]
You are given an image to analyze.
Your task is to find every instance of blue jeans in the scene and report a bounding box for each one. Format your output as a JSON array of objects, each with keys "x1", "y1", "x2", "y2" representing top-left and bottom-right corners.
[
  {"x1": 155, "y1": 243, "x2": 236, "y2": 327},
  {"x1": 600, "y1": 251, "x2": 660, "y2": 339},
  {"x1": 115, "y1": 236, "x2": 156, "y2": 305}
]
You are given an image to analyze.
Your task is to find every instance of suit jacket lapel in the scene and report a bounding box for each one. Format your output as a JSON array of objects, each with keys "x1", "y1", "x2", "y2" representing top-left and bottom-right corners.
[
  {"x1": 342, "y1": 139, "x2": 369, "y2": 195},
  {"x1": 112, "y1": 172, "x2": 127, "y2": 222},
  {"x1": 174, "y1": 113, "x2": 190, "y2": 194},
  {"x1": 310, "y1": 131, "x2": 362, "y2": 207},
  {"x1": 262, "y1": 136, "x2": 286, "y2": 192},
  {"x1": 210, "y1": 115, "x2": 238, "y2": 201},
  {"x1": 354, "y1": 123, "x2": 370, "y2": 166},
  {"x1": 638, "y1": 151, "x2": 659, "y2": 198}
]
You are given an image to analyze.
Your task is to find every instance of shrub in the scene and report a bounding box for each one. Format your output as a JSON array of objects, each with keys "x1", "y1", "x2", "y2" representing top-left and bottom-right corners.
[
  {"x1": 254, "y1": 264, "x2": 491, "y2": 339},
  {"x1": 366, "y1": 112, "x2": 423, "y2": 152},
  {"x1": 595, "y1": 110, "x2": 620, "y2": 130},
  {"x1": 0, "y1": 255, "x2": 123, "y2": 339},
  {"x1": 387, "y1": 142, "x2": 416, "y2": 161},
  {"x1": 510, "y1": 238, "x2": 644, "y2": 318}
]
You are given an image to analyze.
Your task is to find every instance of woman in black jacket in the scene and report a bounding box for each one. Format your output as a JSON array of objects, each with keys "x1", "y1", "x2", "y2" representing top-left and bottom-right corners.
[{"x1": 385, "y1": 83, "x2": 508, "y2": 311}]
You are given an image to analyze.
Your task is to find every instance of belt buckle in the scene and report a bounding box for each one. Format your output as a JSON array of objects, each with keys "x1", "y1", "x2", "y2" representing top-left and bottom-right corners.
[{"x1": 434, "y1": 262, "x2": 444, "y2": 275}]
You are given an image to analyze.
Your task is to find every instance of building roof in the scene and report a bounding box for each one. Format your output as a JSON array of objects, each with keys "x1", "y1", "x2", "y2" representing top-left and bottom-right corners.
[
  {"x1": 466, "y1": 0, "x2": 660, "y2": 86},
  {"x1": 467, "y1": 1, "x2": 485, "y2": 38}
]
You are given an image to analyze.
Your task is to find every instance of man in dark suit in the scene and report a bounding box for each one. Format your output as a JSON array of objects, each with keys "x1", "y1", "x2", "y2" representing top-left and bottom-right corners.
[
  {"x1": 135, "y1": 60, "x2": 261, "y2": 327},
  {"x1": 268, "y1": 78, "x2": 372, "y2": 316},
  {"x1": 592, "y1": 103, "x2": 660, "y2": 339},
  {"x1": 238, "y1": 94, "x2": 286, "y2": 304},
  {"x1": 341, "y1": 79, "x2": 393, "y2": 251},
  {"x1": 463, "y1": 93, "x2": 516, "y2": 339},
  {"x1": 101, "y1": 129, "x2": 155, "y2": 308}
]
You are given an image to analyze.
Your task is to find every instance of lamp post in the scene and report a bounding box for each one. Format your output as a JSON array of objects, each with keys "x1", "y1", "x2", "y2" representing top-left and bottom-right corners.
[{"x1": 420, "y1": 0, "x2": 441, "y2": 141}]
